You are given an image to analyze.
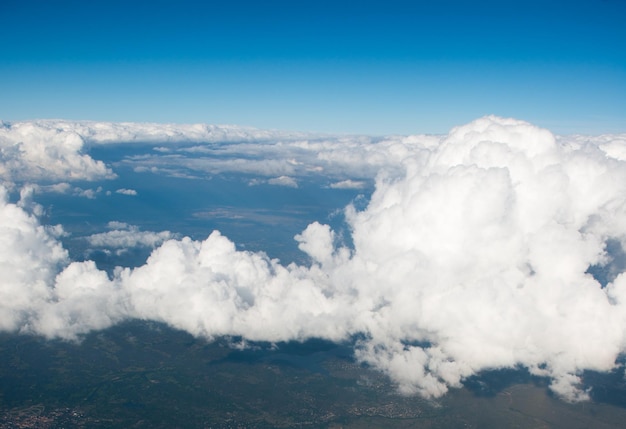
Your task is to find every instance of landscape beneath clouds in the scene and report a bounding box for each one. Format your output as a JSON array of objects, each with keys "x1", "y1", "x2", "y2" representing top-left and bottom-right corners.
[{"x1": 2, "y1": 115, "x2": 626, "y2": 425}]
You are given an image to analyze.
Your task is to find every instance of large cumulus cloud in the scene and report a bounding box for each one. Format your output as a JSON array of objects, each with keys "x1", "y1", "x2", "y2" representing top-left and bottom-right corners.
[
  {"x1": 343, "y1": 116, "x2": 626, "y2": 401},
  {"x1": 1, "y1": 116, "x2": 626, "y2": 402},
  {"x1": 0, "y1": 121, "x2": 114, "y2": 182},
  {"x1": 0, "y1": 187, "x2": 68, "y2": 332}
]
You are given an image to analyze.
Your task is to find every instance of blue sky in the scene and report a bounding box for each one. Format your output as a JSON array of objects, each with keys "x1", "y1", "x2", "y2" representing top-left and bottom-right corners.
[{"x1": 1, "y1": 0, "x2": 624, "y2": 134}]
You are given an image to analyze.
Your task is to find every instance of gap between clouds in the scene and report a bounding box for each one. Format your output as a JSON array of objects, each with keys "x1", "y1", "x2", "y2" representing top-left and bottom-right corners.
[{"x1": 1, "y1": 116, "x2": 626, "y2": 402}]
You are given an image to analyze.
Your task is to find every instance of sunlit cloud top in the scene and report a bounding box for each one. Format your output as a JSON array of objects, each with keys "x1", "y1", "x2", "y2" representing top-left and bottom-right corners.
[{"x1": 1, "y1": 116, "x2": 626, "y2": 402}]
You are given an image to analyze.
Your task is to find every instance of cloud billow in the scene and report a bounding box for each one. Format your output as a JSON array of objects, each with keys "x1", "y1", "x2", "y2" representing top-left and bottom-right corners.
[
  {"x1": 0, "y1": 121, "x2": 114, "y2": 182},
  {"x1": 1, "y1": 116, "x2": 626, "y2": 402}
]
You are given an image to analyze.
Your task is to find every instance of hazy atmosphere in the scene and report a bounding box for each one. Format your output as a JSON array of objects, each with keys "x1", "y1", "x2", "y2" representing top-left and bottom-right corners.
[{"x1": 1, "y1": 1, "x2": 625, "y2": 427}]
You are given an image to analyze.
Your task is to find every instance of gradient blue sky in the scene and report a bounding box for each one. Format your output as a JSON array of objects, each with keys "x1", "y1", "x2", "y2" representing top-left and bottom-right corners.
[{"x1": 1, "y1": 0, "x2": 624, "y2": 134}]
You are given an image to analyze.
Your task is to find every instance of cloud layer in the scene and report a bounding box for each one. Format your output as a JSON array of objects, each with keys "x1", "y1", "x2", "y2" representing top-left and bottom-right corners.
[
  {"x1": 1, "y1": 119, "x2": 438, "y2": 186},
  {"x1": 1, "y1": 116, "x2": 626, "y2": 402},
  {"x1": 0, "y1": 119, "x2": 310, "y2": 184}
]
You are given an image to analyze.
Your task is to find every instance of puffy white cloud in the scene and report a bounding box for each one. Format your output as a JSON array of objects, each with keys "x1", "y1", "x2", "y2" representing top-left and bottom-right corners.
[
  {"x1": 115, "y1": 188, "x2": 138, "y2": 196},
  {"x1": 338, "y1": 116, "x2": 626, "y2": 401},
  {"x1": 33, "y1": 183, "x2": 103, "y2": 199},
  {"x1": 1, "y1": 116, "x2": 626, "y2": 403},
  {"x1": 329, "y1": 179, "x2": 367, "y2": 189},
  {"x1": 117, "y1": 232, "x2": 348, "y2": 342},
  {"x1": 86, "y1": 224, "x2": 175, "y2": 249},
  {"x1": 267, "y1": 175, "x2": 298, "y2": 188},
  {"x1": 0, "y1": 122, "x2": 114, "y2": 182},
  {"x1": 32, "y1": 260, "x2": 129, "y2": 339},
  {"x1": 295, "y1": 222, "x2": 336, "y2": 265},
  {"x1": 0, "y1": 187, "x2": 68, "y2": 332},
  {"x1": 74, "y1": 187, "x2": 102, "y2": 199}
]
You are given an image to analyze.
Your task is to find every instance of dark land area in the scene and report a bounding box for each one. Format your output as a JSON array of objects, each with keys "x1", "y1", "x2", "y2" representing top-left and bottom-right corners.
[{"x1": 1, "y1": 321, "x2": 626, "y2": 428}]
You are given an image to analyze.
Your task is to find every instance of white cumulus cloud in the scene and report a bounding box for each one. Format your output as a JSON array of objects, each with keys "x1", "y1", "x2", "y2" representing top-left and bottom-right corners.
[
  {"x1": 1, "y1": 116, "x2": 626, "y2": 403},
  {"x1": 115, "y1": 188, "x2": 138, "y2": 196},
  {"x1": 329, "y1": 179, "x2": 366, "y2": 189},
  {"x1": 0, "y1": 187, "x2": 68, "y2": 332},
  {"x1": 268, "y1": 175, "x2": 298, "y2": 188},
  {"x1": 86, "y1": 224, "x2": 175, "y2": 249},
  {"x1": 0, "y1": 121, "x2": 114, "y2": 182}
]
